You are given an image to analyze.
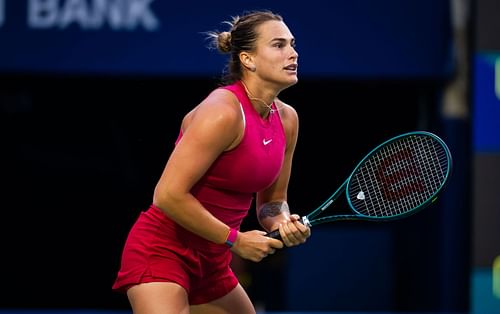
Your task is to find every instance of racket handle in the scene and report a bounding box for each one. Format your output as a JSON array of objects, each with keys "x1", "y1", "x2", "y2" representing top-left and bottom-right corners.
[
  {"x1": 266, "y1": 229, "x2": 282, "y2": 240},
  {"x1": 265, "y1": 216, "x2": 311, "y2": 240}
]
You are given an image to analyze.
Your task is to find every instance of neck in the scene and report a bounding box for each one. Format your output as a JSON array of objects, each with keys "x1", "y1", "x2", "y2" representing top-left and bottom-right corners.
[{"x1": 240, "y1": 80, "x2": 276, "y2": 116}]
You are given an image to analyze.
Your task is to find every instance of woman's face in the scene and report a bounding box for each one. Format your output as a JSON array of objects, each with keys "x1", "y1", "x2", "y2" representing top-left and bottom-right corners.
[{"x1": 252, "y1": 20, "x2": 299, "y2": 89}]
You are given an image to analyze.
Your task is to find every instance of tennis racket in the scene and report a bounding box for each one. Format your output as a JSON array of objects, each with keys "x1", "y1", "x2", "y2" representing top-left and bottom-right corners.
[{"x1": 266, "y1": 131, "x2": 453, "y2": 239}]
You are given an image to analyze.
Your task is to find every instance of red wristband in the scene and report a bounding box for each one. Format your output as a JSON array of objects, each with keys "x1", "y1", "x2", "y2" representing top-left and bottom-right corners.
[{"x1": 225, "y1": 228, "x2": 238, "y2": 248}]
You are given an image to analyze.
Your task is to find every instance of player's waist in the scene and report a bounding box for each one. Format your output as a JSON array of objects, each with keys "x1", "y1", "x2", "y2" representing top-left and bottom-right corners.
[
  {"x1": 191, "y1": 184, "x2": 254, "y2": 210},
  {"x1": 146, "y1": 204, "x2": 246, "y2": 252}
]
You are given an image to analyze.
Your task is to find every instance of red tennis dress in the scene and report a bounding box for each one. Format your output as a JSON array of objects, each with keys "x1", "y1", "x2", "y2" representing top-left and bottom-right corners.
[{"x1": 112, "y1": 81, "x2": 286, "y2": 304}]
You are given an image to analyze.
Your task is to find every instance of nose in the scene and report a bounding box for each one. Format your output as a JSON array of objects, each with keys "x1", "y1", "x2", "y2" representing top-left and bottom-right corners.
[{"x1": 289, "y1": 46, "x2": 298, "y2": 60}]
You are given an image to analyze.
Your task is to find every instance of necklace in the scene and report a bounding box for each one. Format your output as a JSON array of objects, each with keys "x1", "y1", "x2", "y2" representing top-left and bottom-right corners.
[{"x1": 240, "y1": 80, "x2": 278, "y2": 114}]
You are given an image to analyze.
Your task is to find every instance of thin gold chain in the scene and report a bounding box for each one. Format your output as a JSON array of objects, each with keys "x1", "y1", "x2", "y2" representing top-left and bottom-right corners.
[{"x1": 240, "y1": 80, "x2": 282, "y2": 114}]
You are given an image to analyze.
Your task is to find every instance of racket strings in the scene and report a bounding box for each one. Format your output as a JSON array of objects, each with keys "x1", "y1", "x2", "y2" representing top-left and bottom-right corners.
[
  {"x1": 385, "y1": 136, "x2": 446, "y2": 214},
  {"x1": 349, "y1": 135, "x2": 449, "y2": 218}
]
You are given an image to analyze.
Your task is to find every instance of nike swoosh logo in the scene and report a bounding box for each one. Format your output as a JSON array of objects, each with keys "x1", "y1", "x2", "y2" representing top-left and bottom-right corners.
[{"x1": 263, "y1": 139, "x2": 273, "y2": 145}]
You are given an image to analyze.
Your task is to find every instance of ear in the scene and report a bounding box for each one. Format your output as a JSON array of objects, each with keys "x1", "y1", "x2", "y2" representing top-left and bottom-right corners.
[{"x1": 239, "y1": 51, "x2": 256, "y2": 72}]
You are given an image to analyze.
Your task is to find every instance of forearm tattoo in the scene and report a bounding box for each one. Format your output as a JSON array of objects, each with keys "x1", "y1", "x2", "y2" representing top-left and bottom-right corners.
[{"x1": 258, "y1": 201, "x2": 290, "y2": 221}]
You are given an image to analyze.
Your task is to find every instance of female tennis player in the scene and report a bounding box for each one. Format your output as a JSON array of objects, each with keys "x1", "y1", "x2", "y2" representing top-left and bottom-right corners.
[{"x1": 112, "y1": 10, "x2": 310, "y2": 313}]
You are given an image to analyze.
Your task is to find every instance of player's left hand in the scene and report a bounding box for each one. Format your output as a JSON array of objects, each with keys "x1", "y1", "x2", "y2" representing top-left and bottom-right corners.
[{"x1": 278, "y1": 214, "x2": 311, "y2": 247}]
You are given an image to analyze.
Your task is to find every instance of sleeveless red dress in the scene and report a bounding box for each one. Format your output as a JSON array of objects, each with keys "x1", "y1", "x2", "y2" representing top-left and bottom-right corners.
[{"x1": 112, "y1": 81, "x2": 286, "y2": 304}]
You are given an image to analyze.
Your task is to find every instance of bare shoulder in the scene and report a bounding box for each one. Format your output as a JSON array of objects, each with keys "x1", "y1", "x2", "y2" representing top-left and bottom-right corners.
[
  {"x1": 182, "y1": 87, "x2": 241, "y2": 131},
  {"x1": 275, "y1": 98, "x2": 299, "y2": 125},
  {"x1": 275, "y1": 98, "x2": 299, "y2": 150}
]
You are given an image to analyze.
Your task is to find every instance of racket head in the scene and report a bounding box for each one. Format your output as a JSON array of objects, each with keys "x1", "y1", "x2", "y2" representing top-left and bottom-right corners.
[{"x1": 345, "y1": 131, "x2": 452, "y2": 220}]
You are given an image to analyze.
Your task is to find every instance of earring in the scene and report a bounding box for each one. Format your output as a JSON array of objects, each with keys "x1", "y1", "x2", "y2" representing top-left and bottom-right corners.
[{"x1": 250, "y1": 66, "x2": 256, "y2": 72}]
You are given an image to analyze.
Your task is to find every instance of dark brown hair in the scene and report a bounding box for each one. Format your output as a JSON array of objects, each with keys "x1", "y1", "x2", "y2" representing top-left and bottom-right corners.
[{"x1": 206, "y1": 10, "x2": 283, "y2": 84}]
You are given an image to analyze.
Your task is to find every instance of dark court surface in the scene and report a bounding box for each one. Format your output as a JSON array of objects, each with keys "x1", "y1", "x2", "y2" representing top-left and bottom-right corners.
[{"x1": 0, "y1": 311, "x2": 471, "y2": 314}]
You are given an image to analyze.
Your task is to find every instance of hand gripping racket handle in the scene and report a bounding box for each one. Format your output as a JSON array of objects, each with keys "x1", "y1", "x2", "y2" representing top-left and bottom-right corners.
[{"x1": 265, "y1": 216, "x2": 311, "y2": 240}]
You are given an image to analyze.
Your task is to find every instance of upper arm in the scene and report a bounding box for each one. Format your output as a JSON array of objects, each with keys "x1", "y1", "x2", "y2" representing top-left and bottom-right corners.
[{"x1": 153, "y1": 89, "x2": 242, "y2": 202}]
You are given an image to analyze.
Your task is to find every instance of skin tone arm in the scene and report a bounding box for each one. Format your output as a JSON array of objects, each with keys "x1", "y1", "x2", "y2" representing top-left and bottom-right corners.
[
  {"x1": 255, "y1": 99, "x2": 311, "y2": 247},
  {"x1": 152, "y1": 88, "x2": 283, "y2": 262}
]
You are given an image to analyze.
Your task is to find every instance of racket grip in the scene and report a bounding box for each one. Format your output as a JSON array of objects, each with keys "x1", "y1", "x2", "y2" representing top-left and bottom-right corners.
[
  {"x1": 266, "y1": 229, "x2": 282, "y2": 240},
  {"x1": 264, "y1": 216, "x2": 311, "y2": 241}
]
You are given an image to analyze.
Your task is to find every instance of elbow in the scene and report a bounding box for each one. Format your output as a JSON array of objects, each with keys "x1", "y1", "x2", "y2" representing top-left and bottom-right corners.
[{"x1": 152, "y1": 183, "x2": 182, "y2": 215}]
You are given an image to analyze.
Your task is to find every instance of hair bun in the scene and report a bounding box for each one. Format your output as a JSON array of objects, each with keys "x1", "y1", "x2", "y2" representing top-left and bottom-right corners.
[{"x1": 217, "y1": 31, "x2": 232, "y2": 53}]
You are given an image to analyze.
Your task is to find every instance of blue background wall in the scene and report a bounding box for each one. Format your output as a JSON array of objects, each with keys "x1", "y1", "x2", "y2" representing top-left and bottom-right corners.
[{"x1": 0, "y1": 0, "x2": 451, "y2": 77}]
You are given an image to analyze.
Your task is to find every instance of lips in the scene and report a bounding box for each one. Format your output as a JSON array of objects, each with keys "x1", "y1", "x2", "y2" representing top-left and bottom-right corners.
[{"x1": 284, "y1": 64, "x2": 298, "y2": 71}]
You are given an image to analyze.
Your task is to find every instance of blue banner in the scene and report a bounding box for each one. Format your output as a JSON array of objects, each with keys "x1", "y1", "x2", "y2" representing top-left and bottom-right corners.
[
  {"x1": 473, "y1": 53, "x2": 500, "y2": 152},
  {"x1": 0, "y1": 0, "x2": 451, "y2": 77}
]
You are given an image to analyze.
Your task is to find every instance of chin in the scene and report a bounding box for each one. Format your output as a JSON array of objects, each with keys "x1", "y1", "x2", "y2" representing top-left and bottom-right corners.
[
  {"x1": 286, "y1": 76, "x2": 299, "y2": 86},
  {"x1": 272, "y1": 75, "x2": 299, "y2": 90}
]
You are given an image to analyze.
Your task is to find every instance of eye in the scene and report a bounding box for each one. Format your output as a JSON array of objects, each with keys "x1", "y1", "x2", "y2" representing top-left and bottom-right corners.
[{"x1": 271, "y1": 39, "x2": 295, "y2": 49}]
